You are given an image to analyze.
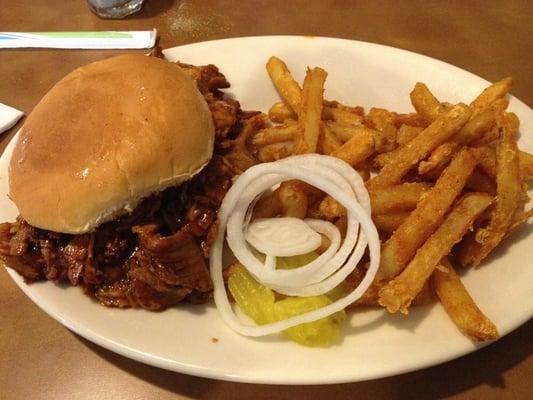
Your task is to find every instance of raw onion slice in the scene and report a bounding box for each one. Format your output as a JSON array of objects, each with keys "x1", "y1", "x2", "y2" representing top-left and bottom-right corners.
[{"x1": 209, "y1": 154, "x2": 380, "y2": 337}]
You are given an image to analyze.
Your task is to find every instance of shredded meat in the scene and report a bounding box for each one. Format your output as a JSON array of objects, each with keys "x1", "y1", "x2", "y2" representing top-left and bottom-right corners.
[{"x1": 0, "y1": 59, "x2": 258, "y2": 311}]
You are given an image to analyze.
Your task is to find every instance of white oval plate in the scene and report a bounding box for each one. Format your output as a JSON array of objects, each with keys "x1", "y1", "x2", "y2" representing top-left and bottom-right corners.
[{"x1": 1, "y1": 36, "x2": 532, "y2": 385}]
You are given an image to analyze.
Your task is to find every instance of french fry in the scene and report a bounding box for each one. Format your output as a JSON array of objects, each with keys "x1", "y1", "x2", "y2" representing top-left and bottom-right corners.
[
  {"x1": 368, "y1": 103, "x2": 472, "y2": 190},
  {"x1": 458, "y1": 113, "x2": 525, "y2": 267},
  {"x1": 373, "y1": 211, "x2": 410, "y2": 235},
  {"x1": 377, "y1": 148, "x2": 477, "y2": 280},
  {"x1": 430, "y1": 258, "x2": 499, "y2": 341},
  {"x1": 471, "y1": 145, "x2": 496, "y2": 178},
  {"x1": 367, "y1": 108, "x2": 398, "y2": 152},
  {"x1": 410, "y1": 82, "x2": 446, "y2": 122},
  {"x1": 464, "y1": 168, "x2": 496, "y2": 194},
  {"x1": 394, "y1": 113, "x2": 429, "y2": 128},
  {"x1": 294, "y1": 67, "x2": 328, "y2": 154},
  {"x1": 519, "y1": 150, "x2": 533, "y2": 180},
  {"x1": 470, "y1": 77, "x2": 512, "y2": 112},
  {"x1": 326, "y1": 122, "x2": 375, "y2": 143},
  {"x1": 266, "y1": 56, "x2": 302, "y2": 114},
  {"x1": 418, "y1": 100, "x2": 503, "y2": 174},
  {"x1": 379, "y1": 192, "x2": 493, "y2": 314},
  {"x1": 257, "y1": 141, "x2": 294, "y2": 162},
  {"x1": 268, "y1": 101, "x2": 297, "y2": 122},
  {"x1": 396, "y1": 125, "x2": 423, "y2": 146},
  {"x1": 279, "y1": 181, "x2": 308, "y2": 218},
  {"x1": 252, "y1": 191, "x2": 282, "y2": 219},
  {"x1": 326, "y1": 107, "x2": 364, "y2": 126},
  {"x1": 370, "y1": 183, "x2": 432, "y2": 215},
  {"x1": 317, "y1": 123, "x2": 342, "y2": 154},
  {"x1": 252, "y1": 122, "x2": 297, "y2": 146},
  {"x1": 330, "y1": 128, "x2": 375, "y2": 167}
]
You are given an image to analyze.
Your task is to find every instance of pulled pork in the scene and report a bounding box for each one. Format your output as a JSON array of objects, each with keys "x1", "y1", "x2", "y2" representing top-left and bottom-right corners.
[{"x1": 0, "y1": 60, "x2": 256, "y2": 311}]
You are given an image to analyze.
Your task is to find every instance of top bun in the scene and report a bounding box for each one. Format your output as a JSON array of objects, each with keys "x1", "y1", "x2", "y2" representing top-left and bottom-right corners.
[{"x1": 9, "y1": 54, "x2": 215, "y2": 234}]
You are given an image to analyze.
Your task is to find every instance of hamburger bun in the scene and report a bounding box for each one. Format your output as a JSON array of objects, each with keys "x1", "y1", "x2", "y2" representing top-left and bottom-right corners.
[{"x1": 9, "y1": 54, "x2": 215, "y2": 234}]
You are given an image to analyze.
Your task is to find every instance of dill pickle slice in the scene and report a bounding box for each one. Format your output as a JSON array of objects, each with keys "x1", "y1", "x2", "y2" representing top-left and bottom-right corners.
[
  {"x1": 227, "y1": 262, "x2": 346, "y2": 347},
  {"x1": 274, "y1": 296, "x2": 346, "y2": 347},
  {"x1": 228, "y1": 263, "x2": 275, "y2": 325},
  {"x1": 276, "y1": 252, "x2": 319, "y2": 269}
]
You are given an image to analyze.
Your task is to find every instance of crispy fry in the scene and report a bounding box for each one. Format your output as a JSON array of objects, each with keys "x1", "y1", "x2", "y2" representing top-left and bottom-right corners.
[
  {"x1": 278, "y1": 181, "x2": 308, "y2": 218},
  {"x1": 379, "y1": 193, "x2": 493, "y2": 314},
  {"x1": 519, "y1": 150, "x2": 533, "y2": 180},
  {"x1": 326, "y1": 107, "x2": 364, "y2": 126},
  {"x1": 410, "y1": 82, "x2": 446, "y2": 122},
  {"x1": 326, "y1": 122, "x2": 374, "y2": 143},
  {"x1": 252, "y1": 191, "x2": 282, "y2": 219},
  {"x1": 330, "y1": 128, "x2": 375, "y2": 167},
  {"x1": 368, "y1": 103, "x2": 472, "y2": 190},
  {"x1": 394, "y1": 113, "x2": 429, "y2": 128},
  {"x1": 317, "y1": 123, "x2": 342, "y2": 154},
  {"x1": 470, "y1": 77, "x2": 512, "y2": 112},
  {"x1": 471, "y1": 146, "x2": 496, "y2": 178},
  {"x1": 370, "y1": 183, "x2": 432, "y2": 215},
  {"x1": 294, "y1": 67, "x2": 327, "y2": 154},
  {"x1": 252, "y1": 122, "x2": 297, "y2": 146},
  {"x1": 458, "y1": 113, "x2": 525, "y2": 266},
  {"x1": 377, "y1": 148, "x2": 477, "y2": 280},
  {"x1": 396, "y1": 125, "x2": 423, "y2": 146},
  {"x1": 373, "y1": 211, "x2": 410, "y2": 235},
  {"x1": 464, "y1": 168, "x2": 496, "y2": 194},
  {"x1": 268, "y1": 102, "x2": 297, "y2": 123},
  {"x1": 367, "y1": 108, "x2": 398, "y2": 152},
  {"x1": 257, "y1": 141, "x2": 294, "y2": 162},
  {"x1": 266, "y1": 56, "x2": 302, "y2": 113},
  {"x1": 418, "y1": 100, "x2": 503, "y2": 174},
  {"x1": 431, "y1": 258, "x2": 499, "y2": 341}
]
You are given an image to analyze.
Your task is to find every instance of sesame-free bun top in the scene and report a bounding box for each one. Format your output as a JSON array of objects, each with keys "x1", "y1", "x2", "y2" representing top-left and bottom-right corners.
[{"x1": 9, "y1": 54, "x2": 215, "y2": 234}]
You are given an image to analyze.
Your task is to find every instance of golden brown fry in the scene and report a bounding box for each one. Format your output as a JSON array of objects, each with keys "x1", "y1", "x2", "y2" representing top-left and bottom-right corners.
[
  {"x1": 378, "y1": 148, "x2": 477, "y2": 280},
  {"x1": 266, "y1": 56, "x2": 302, "y2": 114},
  {"x1": 373, "y1": 211, "x2": 410, "y2": 235},
  {"x1": 326, "y1": 122, "x2": 374, "y2": 143},
  {"x1": 396, "y1": 125, "x2": 423, "y2": 146},
  {"x1": 458, "y1": 113, "x2": 525, "y2": 267},
  {"x1": 252, "y1": 122, "x2": 297, "y2": 146},
  {"x1": 465, "y1": 168, "x2": 496, "y2": 194},
  {"x1": 519, "y1": 150, "x2": 533, "y2": 180},
  {"x1": 431, "y1": 258, "x2": 499, "y2": 342},
  {"x1": 379, "y1": 192, "x2": 493, "y2": 314},
  {"x1": 368, "y1": 103, "x2": 472, "y2": 190},
  {"x1": 394, "y1": 113, "x2": 429, "y2": 128},
  {"x1": 330, "y1": 128, "x2": 375, "y2": 167},
  {"x1": 252, "y1": 191, "x2": 282, "y2": 219},
  {"x1": 257, "y1": 141, "x2": 294, "y2": 162},
  {"x1": 268, "y1": 102, "x2": 297, "y2": 122},
  {"x1": 471, "y1": 146, "x2": 496, "y2": 178},
  {"x1": 317, "y1": 123, "x2": 342, "y2": 154},
  {"x1": 370, "y1": 183, "x2": 432, "y2": 215},
  {"x1": 470, "y1": 77, "x2": 512, "y2": 112},
  {"x1": 410, "y1": 82, "x2": 446, "y2": 122},
  {"x1": 367, "y1": 108, "x2": 398, "y2": 152},
  {"x1": 418, "y1": 101, "x2": 502, "y2": 175},
  {"x1": 294, "y1": 67, "x2": 328, "y2": 154},
  {"x1": 278, "y1": 181, "x2": 308, "y2": 218},
  {"x1": 326, "y1": 107, "x2": 364, "y2": 126}
]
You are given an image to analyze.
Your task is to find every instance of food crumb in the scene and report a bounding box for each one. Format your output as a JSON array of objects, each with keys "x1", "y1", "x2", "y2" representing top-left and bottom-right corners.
[{"x1": 211, "y1": 337, "x2": 219, "y2": 343}]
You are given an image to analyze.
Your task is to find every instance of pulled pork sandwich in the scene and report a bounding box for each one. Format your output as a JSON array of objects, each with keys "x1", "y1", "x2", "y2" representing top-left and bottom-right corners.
[{"x1": 0, "y1": 53, "x2": 250, "y2": 310}]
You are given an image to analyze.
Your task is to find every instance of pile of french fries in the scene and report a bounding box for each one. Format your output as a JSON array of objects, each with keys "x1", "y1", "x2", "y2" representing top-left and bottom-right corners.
[{"x1": 223, "y1": 56, "x2": 533, "y2": 342}]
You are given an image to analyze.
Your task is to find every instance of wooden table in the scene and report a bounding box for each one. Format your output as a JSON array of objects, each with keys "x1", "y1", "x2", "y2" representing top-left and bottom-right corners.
[{"x1": 1, "y1": 1, "x2": 531, "y2": 399}]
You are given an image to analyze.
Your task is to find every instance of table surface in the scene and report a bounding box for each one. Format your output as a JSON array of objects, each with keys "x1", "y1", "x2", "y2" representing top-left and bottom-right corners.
[{"x1": 1, "y1": 1, "x2": 532, "y2": 399}]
